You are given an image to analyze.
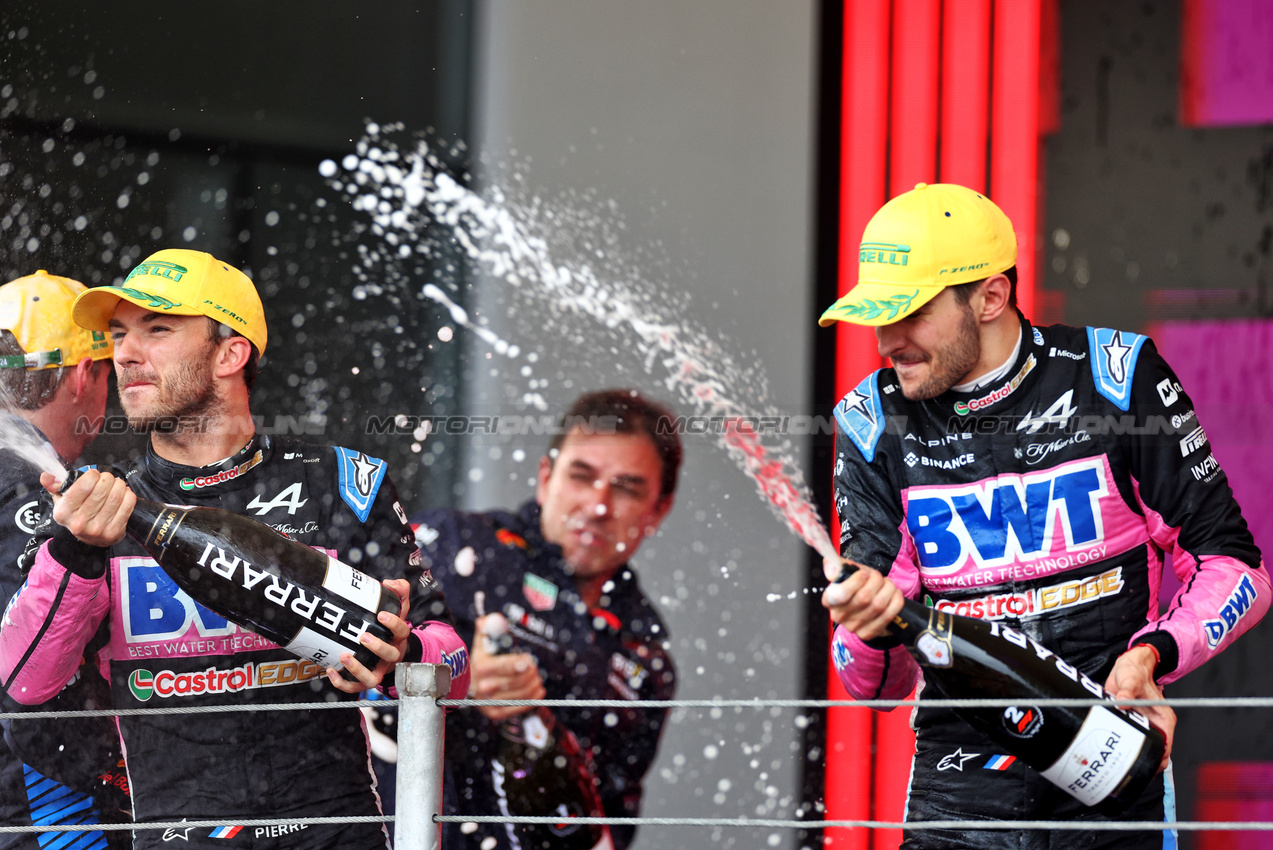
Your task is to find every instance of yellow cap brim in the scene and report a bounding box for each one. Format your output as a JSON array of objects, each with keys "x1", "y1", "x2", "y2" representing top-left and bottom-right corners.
[
  {"x1": 817, "y1": 284, "x2": 941, "y2": 327},
  {"x1": 72, "y1": 286, "x2": 203, "y2": 333}
]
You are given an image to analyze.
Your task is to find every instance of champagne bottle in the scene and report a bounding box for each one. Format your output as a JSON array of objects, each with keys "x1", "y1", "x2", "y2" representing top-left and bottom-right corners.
[
  {"x1": 85, "y1": 471, "x2": 401, "y2": 675},
  {"x1": 483, "y1": 614, "x2": 614, "y2": 850},
  {"x1": 836, "y1": 563, "x2": 1166, "y2": 815}
]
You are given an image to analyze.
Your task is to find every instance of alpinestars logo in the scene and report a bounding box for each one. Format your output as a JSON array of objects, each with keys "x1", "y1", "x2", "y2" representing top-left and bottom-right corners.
[
  {"x1": 1101, "y1": 333, "x2": 1133, "y2": 384},
  {"x1": 840, "y1": 387, "x2": 878, "y2": 427},
  {"x1": 937, "y1": 747, "x2": 979, "y2": 771},
  {"x1": 351, "y1": 452, "x2": 381, "y2": 496}
]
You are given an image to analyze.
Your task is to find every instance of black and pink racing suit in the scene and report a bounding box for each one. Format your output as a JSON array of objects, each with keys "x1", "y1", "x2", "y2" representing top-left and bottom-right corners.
[{"x1": 830, "y1": 317, "x2": 1269, "y2": 849}]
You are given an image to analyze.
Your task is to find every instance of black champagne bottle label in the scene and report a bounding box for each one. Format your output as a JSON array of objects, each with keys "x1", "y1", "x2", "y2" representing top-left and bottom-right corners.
[{"x1": 193, "y1": 539, "x2": 382, "y2": 668}]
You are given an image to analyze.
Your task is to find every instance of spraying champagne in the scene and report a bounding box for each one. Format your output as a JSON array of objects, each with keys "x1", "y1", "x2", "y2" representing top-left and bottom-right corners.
[{"x1": 724, "y1": 418, "x2": 1166, "y2": 813}]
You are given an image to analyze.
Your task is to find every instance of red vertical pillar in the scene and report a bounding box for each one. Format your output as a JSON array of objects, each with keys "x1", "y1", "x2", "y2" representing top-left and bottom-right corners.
[
  {"x1": 940, "y1": 0, "x2": 992, "y2": 191},
  {"x1": 990, "y1": 0, "x2": 1043, "y2": 321},
  {"x1": 826, "y1": 1, "x2": 1049, "y2": 847},
  {"x1": 834, "y1": 0, "x2": 891, "y2": 401},
  {"x1": 869, "y1": 2, "x2": 942, "y2": 846},
  {"x1": 825, "y1": 1, "x2": 891, "y2": 848},
  {"x1": 889, "y1": 0, "x2": 941, "y2": 195}
]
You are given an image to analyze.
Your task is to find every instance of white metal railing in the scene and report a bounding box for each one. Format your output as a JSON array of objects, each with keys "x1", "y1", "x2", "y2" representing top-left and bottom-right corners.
[{"x1": 3, "y1": 663, "x2": 1272, "y2": 848}]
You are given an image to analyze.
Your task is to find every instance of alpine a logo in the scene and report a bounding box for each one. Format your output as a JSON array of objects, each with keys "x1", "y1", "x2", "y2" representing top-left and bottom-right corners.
[
  {"x1": 1017, "y1": 390, "x2": 1077, "y2": 435},
  {"x1": 179, "y1": 450, "x2": 263, "y2": 490},
  {"x1": 953, "y1": 355, "x2": 1036, "y2": 415}
]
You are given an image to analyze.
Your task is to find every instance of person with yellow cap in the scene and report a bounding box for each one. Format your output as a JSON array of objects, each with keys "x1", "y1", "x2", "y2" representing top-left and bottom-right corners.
[
  {"x1": 0, "y1": 270, "x2": 130, "y2": 850},
  {"x1": 0, "y1": 249, "x2": 471, "y2": 850},
  {"x1": 818, "y1": 183, "x2": 1268, "y2": 847}
]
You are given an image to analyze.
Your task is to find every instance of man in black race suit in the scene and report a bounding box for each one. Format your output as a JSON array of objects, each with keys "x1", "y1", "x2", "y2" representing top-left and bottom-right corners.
[
  {"x1": 0, "y1": 249, "x2": 471, "y2": 850},
  {"x1": 817, "y1": 183, "x2": 1270, "y2": 848},
  {"x1": 0, "y1": 270, "x2": 129, "y2": 850},
  {"x1": 412, "y1": 389, "x2": 680, "y2": 850}
]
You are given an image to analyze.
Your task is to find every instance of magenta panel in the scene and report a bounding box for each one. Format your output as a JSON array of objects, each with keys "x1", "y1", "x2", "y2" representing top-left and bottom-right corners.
[
  {"x1": 1181, "y1": 0, "x2": 1273, "y2": 127},
  {"x1": 1153, "y1": 320, "x2": 1273, "y2": 563},
  {"x1": 1195, "y1": 762, "x2": 1273, "y2": 849}
]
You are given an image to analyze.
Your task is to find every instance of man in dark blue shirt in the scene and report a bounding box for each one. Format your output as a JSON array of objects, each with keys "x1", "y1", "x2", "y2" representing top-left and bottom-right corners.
[{"x1": 413, "y1": 388, "x2": 682, "y2": 850}]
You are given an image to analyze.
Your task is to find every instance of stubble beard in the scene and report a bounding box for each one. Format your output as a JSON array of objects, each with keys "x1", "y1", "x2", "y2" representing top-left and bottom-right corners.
[
  {"x1": 900, "y1": 305, "x2": 981, "y2": 401},
  {"x1": 121, "y1": 350, "x2": 223, "y2": 433}
]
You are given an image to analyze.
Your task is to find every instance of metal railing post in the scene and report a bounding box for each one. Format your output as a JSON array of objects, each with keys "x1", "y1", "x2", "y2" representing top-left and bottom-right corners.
[{"x1": 394, "y1": 663, "x2": 452, "y2": 850}]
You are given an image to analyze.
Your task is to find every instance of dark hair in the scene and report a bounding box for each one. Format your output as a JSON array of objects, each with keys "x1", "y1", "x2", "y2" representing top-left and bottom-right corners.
[
  {"x1": 207, "y1": 318, "x2": 260, "y2": 390},
  {"x1": 951, "y1": 265, "x2": 1018, "y2": 310},
  {"x1": 0, "y1": 330, "x2": 67, "y2": 409},
  {"x1": 548, "y1": 388, "x2": 683, "y2": 502}
]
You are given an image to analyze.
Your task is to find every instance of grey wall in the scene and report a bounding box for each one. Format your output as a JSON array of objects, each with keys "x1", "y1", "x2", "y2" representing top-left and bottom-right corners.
[{"x1": 460, "y1": 3, "x2": 821, "y2": 849}]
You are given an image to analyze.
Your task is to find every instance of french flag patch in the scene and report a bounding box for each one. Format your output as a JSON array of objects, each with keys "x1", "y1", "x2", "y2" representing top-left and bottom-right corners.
[
  {"x1": 210, "y1": 826, "x2": 243, "y2": 839},
  {"x1": 984, "y1": 755, "x2": 1016, "y2": 771}
]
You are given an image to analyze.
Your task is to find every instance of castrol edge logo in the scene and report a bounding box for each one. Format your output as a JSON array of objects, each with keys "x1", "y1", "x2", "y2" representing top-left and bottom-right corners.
[
  {"x1": 932, "y1": 567, "x2": 1125, "y2": 620},
  {"x1": 179, "y1": 450, "x2": 264, "y2": 491},
  {"x1": 128, "y1": 658, "x2": 325, "y2": 701},
  {"x1": 952, "y1": 354, "x2": 1036, "y2": 415}
]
